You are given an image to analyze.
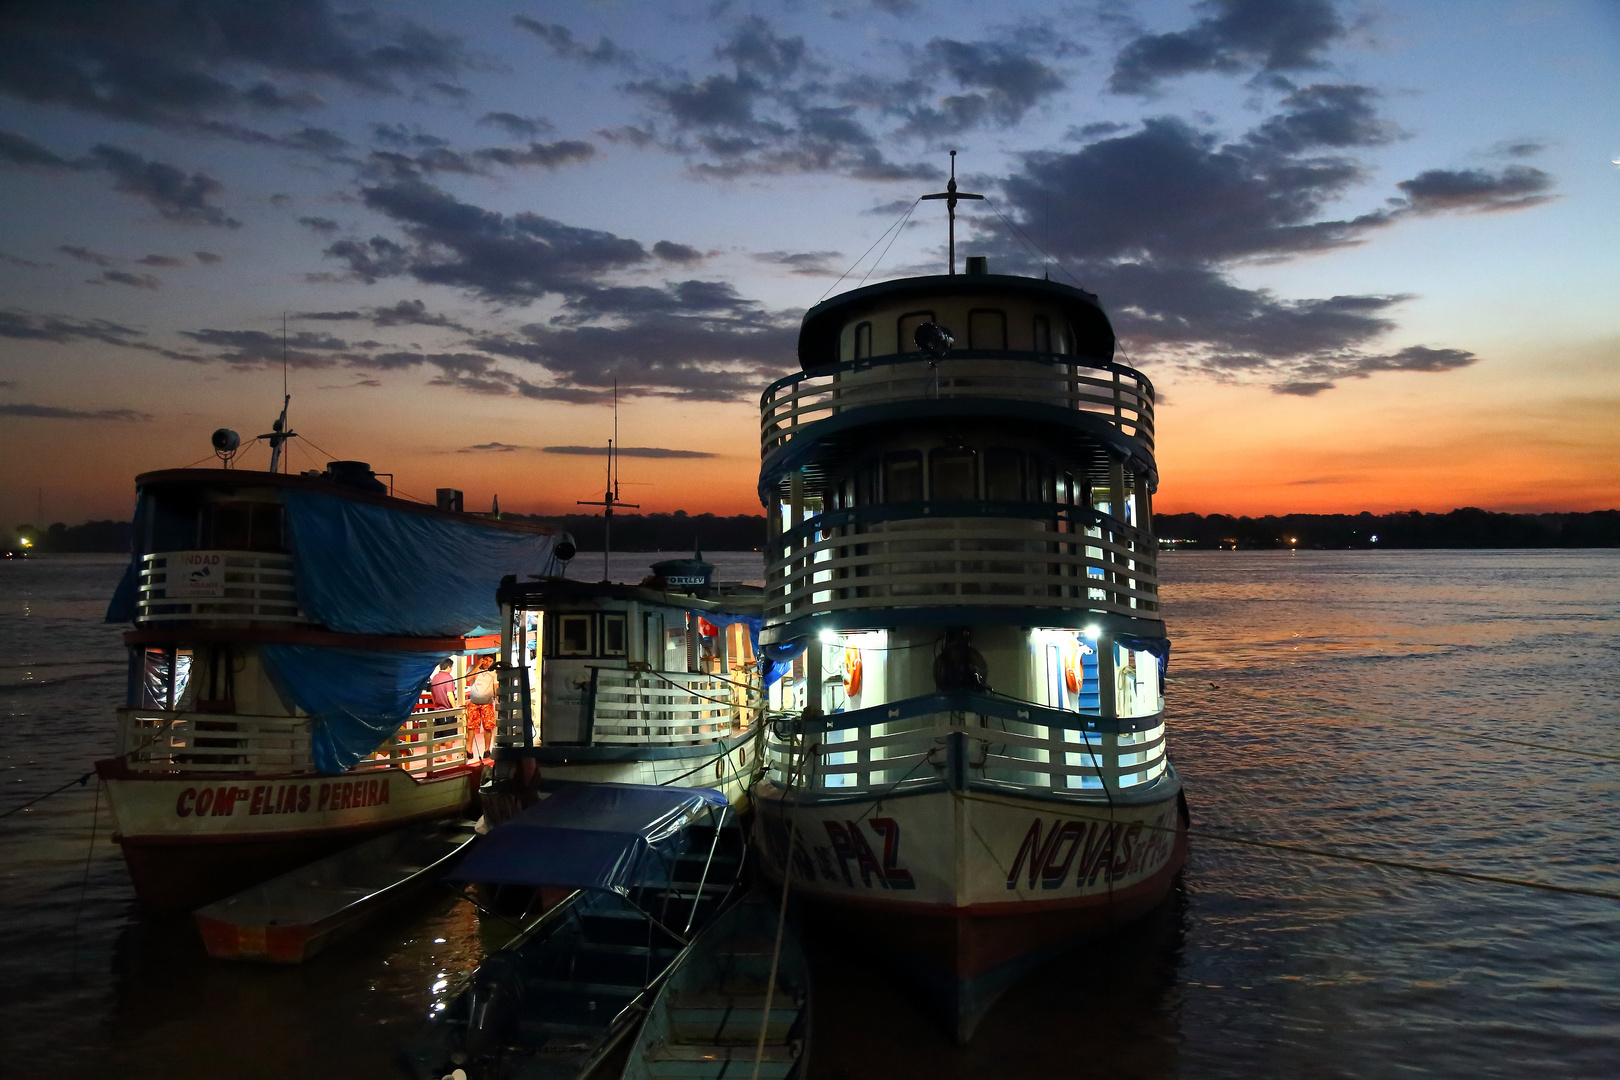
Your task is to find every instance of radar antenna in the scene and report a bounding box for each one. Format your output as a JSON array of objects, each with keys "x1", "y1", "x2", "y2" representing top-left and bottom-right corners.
[
  {"x1": 576, "y1": 380, "x2": 638, "y2": 582},
  {"x1": 920, "y1": 150, "x2": 984, "y2": 275}
]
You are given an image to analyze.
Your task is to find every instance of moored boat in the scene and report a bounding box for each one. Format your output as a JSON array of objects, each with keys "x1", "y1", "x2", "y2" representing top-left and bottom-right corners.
[
  {"x1": 193, "y1": 816, "x2": 478, "y2": 963},
  {"x1": 97, "y1": 429, "x2": 572, "y2": 913},
  {"x1": 482, "y1": 552, "x2": 766, "y2": 823},
  {"x1": 748, "y1": 184, "x2": 1187, "y2": 1040},
  {"x1": 404, "y1": 782, "x2": 746, "y2": 1080}
]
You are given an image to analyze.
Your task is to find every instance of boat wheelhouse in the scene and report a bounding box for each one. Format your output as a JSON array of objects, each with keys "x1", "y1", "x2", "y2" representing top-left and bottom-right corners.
[
  {"x1": 486, "y1": 554, "x2": 765, "y2": 817},
  {"x1": 97, "y1": 460, "x2": 570, "y2": 912},
  {"x1": 750, "y1": 257, "x2": 1187, "y2": 1040}
]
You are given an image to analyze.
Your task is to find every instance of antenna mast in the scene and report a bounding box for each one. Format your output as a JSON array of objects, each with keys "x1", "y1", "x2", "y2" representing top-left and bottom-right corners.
[
  {"x1": 261, "y1": 313, "x2": 297, "y2": 473},
  {"x1": 920, "y1": 150, "x2": 984, "y2": 275},
  {"x1": 576, "y1": 380, "x2": 637, "y2": 582}
]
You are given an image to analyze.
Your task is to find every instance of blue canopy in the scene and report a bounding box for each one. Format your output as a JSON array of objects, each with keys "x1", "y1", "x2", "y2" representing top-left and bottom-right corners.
[
  {"x1": 282, "y1": 488, "x2": 562, "y2": 637},
  {"x1": 258, "y1": 644, "x2": 443, "y2": 775},
  {"x1": 451, "y1": 783, "x2": 727, "y2": 893}
]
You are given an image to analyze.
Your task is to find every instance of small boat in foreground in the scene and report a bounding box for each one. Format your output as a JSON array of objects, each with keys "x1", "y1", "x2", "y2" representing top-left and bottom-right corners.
[
  {"x1": 622, "y1": 889, "x2": 810, "y2": 1080},
  {"x1": 404, "y1": 783, "x2": 745, "y2": 1080},
  {"x1": 193, "y1": 817, "x2": 478, "y2": 963}
]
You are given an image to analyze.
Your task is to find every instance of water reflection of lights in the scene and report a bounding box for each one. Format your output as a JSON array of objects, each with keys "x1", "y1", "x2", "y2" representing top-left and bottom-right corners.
[{"x1": 431, "y1": 978, "x2": 448, "y2": 993}]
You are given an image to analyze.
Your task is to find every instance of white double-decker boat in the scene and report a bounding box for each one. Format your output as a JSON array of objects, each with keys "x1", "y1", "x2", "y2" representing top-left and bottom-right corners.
[
  {"x1": 97, "y1": 444, "x2": 569, "y2": 913},
  {"x1": 750, "y1": 248, "x2": 1187, "y2": 1040}
]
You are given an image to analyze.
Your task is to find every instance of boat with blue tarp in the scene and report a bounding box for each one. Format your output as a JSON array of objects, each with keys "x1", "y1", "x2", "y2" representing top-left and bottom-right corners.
[
  {"x1": 405, "y1": 782, "x2": 745, "y2": 1080},
  {"x1": 95, "y1": 428, "x2": 573, "y2": 913}
]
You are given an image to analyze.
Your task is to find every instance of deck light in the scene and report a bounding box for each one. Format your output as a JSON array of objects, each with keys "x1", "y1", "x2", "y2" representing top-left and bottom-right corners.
[
  {"x1": 1082, "y1": 625, "x2": 1099, "y2": 640},
  {"x1": 819, "y1": 629, "x2": 838, "y2": 644}
]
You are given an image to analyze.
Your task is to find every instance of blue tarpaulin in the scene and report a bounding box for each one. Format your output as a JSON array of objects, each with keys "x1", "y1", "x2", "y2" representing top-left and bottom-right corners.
[
  {"x1": 451, "y1": 783, "x2": 727, "y2": 893},
  {"x1": 758, "y1": 639, "x2": 808, "y2": 689},
  {"x1": 1116, "y1": 635, "x2": 1171, "y2": 677},
  {"x1": 259, "y1": 643, "x2": 444, "y2": 774},
  {"x1": 282, "y1": 488, "x2": 562, "y2": 637}
]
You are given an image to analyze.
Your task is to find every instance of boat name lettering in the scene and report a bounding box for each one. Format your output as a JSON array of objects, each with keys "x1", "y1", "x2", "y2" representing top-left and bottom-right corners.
[
  {"x1": 174, "y1": 778, "x2": 388, "y2": 817},
  {"x1": 816, "y1": 818, "x2": 916, "y2": 890},
  {"x1": 1006, "y1": 812, "x2": 1176, "y2": 890}
]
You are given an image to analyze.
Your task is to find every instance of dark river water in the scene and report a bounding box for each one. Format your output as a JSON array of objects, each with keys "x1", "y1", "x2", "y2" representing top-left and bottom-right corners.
[{"x1": 2, "y1": 550, "x2": 1616, "y2": 1078}]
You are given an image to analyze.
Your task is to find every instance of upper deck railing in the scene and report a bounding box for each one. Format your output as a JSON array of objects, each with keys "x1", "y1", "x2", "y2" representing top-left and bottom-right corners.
[
  {"x1": 136, "y1": 550, "x2": 306, "y2": 625},
  {"x1": 760, "y1": 351, "x2": 1154, "y2": 462}
]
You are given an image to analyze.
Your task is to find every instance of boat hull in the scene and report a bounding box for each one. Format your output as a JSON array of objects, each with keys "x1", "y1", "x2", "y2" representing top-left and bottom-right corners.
[
  {"x1": 750, "y1": 778, "x2": 1187, "y2": 1041},
  {"x1": 96, "y1": 759, "x2": 478, "y2": 913}
]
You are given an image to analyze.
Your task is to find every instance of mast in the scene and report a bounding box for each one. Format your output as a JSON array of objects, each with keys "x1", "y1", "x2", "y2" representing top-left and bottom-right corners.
[
  {"x1": 261, "y1": 315, "x2": 296, "y2": 473},
  {"x1": 920, "y1": 150, "x2": 984, "y2": 275},
  {"x1": 576, "y1": 380, "x2": 637, "y2": 582}
]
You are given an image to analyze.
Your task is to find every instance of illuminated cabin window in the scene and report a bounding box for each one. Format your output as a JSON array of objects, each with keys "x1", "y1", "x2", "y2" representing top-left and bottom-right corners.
[
  {"x1": 968, "y1": 309, "x2": 1006, "y2": 350},
  {"x1": 853, "y1": 321, "x2": 872, "y2": 359},
  {"x1": 558, "y1": 614, "x2": 593, "y2": 656},
  {"x1": 929, "y1": 447, "x2": 977, "y2": 501},
  {"x1": 883, "y1": 451, "x2": 923, "y2": 502},
  {"x1": 1033, "y1": 315, "x2": 1051, "y2": 354},
  {"x1": 897, "y1": 311, "x2": 935, "y2": 353},
  {"x1": 1115, "y1": 643, "x2": 1163, "y2": 717}
]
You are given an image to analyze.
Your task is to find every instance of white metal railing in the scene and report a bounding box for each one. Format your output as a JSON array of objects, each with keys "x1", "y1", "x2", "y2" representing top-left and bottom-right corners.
[
  {"x1": 135, "y1": 550, "x2": 306, "y2": 624},
  {"x1": 764, "y1": 714, "x2": 1167, "y2": 797},
  {"x1": 118, "y1": 708, "x2": 313, "y2": 773},
  {"x1": 761, "y1": 352, "x2": 1154, "y2": 460},
  {"x1": 492, "y1": 667, "x2": 763, "y2": 748},
  {"x1": 766, "y1": 512, "x2": 1158, "y2": 622},
  {"x1": 358, "y1": 708, "x2": 469, "y2": 774},
  {"x1": 116, "y1": 706, "x2": 466, "y2": 775},
  {"x1": 590, "y1": 669, "x2": 761, "y2": 745}
]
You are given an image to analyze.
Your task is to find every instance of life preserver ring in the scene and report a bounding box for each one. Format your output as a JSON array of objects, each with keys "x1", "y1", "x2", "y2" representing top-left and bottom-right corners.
[
  {"x1": 1064, "y1": 645, "x2": 1081, "y2": 694},
  {"x1": 842, "y1": 648, "x2": 863, "y2": 697}
]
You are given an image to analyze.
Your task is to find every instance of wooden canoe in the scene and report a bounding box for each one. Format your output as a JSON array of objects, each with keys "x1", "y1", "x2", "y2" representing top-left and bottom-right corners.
[
  {"x1": 194, "y1": 817, "x2": 478, "y2": 963},
  {"x1": 622, "y1": 889, "x2": 810, "y2": 1080}
]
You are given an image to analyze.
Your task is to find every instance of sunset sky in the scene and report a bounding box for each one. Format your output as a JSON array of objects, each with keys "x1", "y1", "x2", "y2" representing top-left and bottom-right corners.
[{"x1": 1, "y1": 0, "x2": 1616, "y2": 526}]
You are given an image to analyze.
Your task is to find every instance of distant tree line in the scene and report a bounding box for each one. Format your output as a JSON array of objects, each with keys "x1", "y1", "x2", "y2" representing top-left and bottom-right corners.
[
  {"x1": 8, "y1": 520, "x2": 135, "y2": 553},
  {"x1": 13, "y1": 507, "x2": 1619, "y2": 554},
  {"x1": 1155, "y1": 509, "x2": 1620, "y2": 549}
]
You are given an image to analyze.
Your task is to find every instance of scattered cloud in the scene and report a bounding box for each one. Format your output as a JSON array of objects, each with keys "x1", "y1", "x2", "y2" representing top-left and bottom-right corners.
[
  {"x1": 0, "y1": 250, "x2": 44, "y2": 269},
  {"x1": 652, "y1": 241, "x2": 704, "y2": 264},
  {"x1": 0, "y1": 309, "x2": 160, "y2": 352},
  {"x1": 459, "y1": 441, "x2": 526, "y2": 452},
  {"x1": 478, "y1": 112, "x2": 554, "y2": 139},
  {"x1": 0, "y1": 2, "x2": 471, "y2": 137},
  {"x1": 194, "y1": 251, "x2": 223, "y2": 264},
  {"x1": 899, "y1": 38, "x2": 1066, "y2": 137},
  {"x1": 298, "y1": 216, "x2": 342, "y2": 234},
  {"x1": 58, "y1": 245, "x2": 115, "y2": 267},
  {"x1": 91, "y1": 270, "x2": 162, "y2": 289},
  {"x1": 137, "y1": 254, "x2": 186, "y2": 267},
  {"x1": 0, "y1": 129, "x2": 77, "y2": 169},
  {"x1": 513, "y1": 16, "x2": 635, "y2": 68},
  {"x1": 0, "y1": 402, "x2": 152, "y2": 421},
  {"x1": 473, "y1": 140, "x2": 596, "y2": 170},
  {"x1": 1109, "y1": 0, "x2": 1343, "y2": 95},
  {"x1": 753, "y1": 250, "x2": 842, "y2": 275},
  {"x1": 1395, "y1": 166, "x2": 1554, "y2": 214},
  {"x1": 542, "y1": 445, "x2": 717, "y2": 459},
  {"x1": 176, "y1": 327, "x2": 351, "y2": 368},
  {"x1": 88, "y1": 145, "x2": 241, "y2": 227}
]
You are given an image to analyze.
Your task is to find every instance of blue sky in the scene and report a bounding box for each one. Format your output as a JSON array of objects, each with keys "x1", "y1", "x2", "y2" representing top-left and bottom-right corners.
[{"x1": 1, "y1": 0, "x2": 1616, "y2": 524}]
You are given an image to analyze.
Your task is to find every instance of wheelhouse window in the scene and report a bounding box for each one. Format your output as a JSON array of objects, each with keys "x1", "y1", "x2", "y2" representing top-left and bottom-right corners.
[
  {"x1": 897, "y1": 312, "x2": 936, "y2": 354},
  {"x1": 985, "y1": 449, "x2": 1023, "y2": 502},
  {"x1": 883, "y1": 451, "x2": 923, "y2": 502},
  {"x1": 968, "y1": 309, "x2": 1007, "y2": 350},
  {"x1": 929, "y1": 448, "x2": 977, "y2": 502},
  {"x1": 199, "y1": 501, "x2": 285, "y2": 552},
  {"x1": 853, "y1": 321, "x2": 872, "y2": 360},
  {"x1": 1033, "y1": 315, "x2": 1051, "y2": 354},
  {"x1": 558, "y1": 614, "x2": 593, "y2": 656},
  {"x1": 602, "y1": 614, "x2": 627, "y2": 657}
]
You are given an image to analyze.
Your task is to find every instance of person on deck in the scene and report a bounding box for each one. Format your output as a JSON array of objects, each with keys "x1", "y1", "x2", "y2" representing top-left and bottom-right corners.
[
  {"x1": 465, "y1": 655, "x2": 498, "y2": 765},
  {"x1": 429, "y1": 658, "x2": 457, "y2": 711}
]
